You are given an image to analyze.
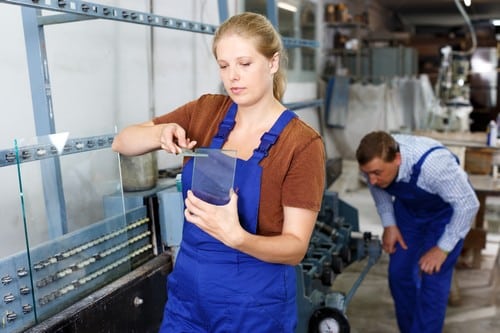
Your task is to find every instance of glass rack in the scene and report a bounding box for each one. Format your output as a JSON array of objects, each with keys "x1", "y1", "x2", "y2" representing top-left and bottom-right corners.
[{"x1": 0, "y1": 131, "x2": 153, "y2": 332}]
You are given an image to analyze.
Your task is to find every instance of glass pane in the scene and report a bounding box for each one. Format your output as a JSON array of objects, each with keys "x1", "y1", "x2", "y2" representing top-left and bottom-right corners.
[
  {"x1": 0, "y1": 159, "x2": 35, "y2": 332},
  {"x1": 300, "y1": 1, "x2": 316, "y2": 72},
  {"x1": 278, "y1": 6, "x2": 296, "y2": 70},
  {"x1": 2, "y1": 131, "x2": 154, "y2": 331},
  {"x1": 191, "y1": 148, "x2": 237, "y2": 205}
]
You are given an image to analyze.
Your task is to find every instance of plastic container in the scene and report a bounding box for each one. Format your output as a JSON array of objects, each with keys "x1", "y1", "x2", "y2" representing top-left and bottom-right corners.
[
  {"x1": 487, "y1": 120, "x2": 498, "y2": 147},
  {"x1": 496, "y1": 113, "x2": 500, "y2": 138}
]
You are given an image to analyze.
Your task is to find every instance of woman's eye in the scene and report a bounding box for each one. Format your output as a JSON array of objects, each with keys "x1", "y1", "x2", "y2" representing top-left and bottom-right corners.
[{"x1": 241, "y1": 63, "x2": 250, "y2": 66}]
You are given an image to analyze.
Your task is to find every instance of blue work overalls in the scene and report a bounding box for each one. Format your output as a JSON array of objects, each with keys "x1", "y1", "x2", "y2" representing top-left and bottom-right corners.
[
  {"x1": 384, "y1": 146, "x2": 464, "y2": 333},
  {"x1": 159, "y1": 103, "x2": 298, "y2": 333}
]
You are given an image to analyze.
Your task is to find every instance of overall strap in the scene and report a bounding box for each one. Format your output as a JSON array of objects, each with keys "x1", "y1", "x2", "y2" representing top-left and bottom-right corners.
[
  {"x1": 249, "y1": 110, "x2": 297, "y2": 164},
  {"x1": 211, "y1": 103, "x2": 237, "y2": 148},
  {"x1": 410, "y1": 146, "x2": 450, "y2": 184}
]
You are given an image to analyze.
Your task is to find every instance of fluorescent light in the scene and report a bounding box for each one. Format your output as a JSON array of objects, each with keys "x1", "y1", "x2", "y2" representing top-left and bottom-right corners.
[
  {"x1": 492, "y1": 19, "x2": 500, "y2": 26},
  {"x1": 463, "y1": 0, "x2": 471, "y2": 7},
  {"x1": 277, "y1": 2, "x2": 297, "y2": 13}
]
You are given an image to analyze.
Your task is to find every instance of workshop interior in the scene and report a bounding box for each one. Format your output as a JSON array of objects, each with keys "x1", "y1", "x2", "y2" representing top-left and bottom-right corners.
[{"x1": 0, "y1": 0, "x2": 499, "y2": 332}]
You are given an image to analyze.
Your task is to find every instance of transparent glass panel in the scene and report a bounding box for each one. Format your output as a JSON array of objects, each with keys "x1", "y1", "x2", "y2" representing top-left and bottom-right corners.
[
  {"x1": 0, "y1": 131, "x2": 154, "y2": 332},
  {"x1": 191, "y1": 149, "x2": 237, "y2": 205},
  {"x1": 300, "y1": 1, "x2": 316, "y2": 72},
  {"x1": 0, "y1": 158, "x2": 35, "y2": 332},
  {"x1": 278, "y1": 4, "x2": 296, "y2": 71}
]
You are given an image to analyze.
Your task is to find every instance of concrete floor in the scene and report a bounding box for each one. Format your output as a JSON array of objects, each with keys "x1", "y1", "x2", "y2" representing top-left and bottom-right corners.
[{"x1": 328, "y1": 168, "x2": 500, "y2": 333}]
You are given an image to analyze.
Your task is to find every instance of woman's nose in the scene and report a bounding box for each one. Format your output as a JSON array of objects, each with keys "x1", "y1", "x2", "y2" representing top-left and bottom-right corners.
[{"x1": 229, "y1": 67, "x2": 239, "y2": 81}]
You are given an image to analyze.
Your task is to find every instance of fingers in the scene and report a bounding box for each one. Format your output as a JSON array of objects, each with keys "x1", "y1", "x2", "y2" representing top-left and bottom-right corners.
[
  {"x1": 228, "y1": 189, "x2": 238, "y2": 203},
  {"x1": 398, "y1": 237, "x2": 408, "y2": 250},
  {"x1": 158, "y1": 124, "x2": 197, "y2": 154},
  {"x1": 184, "y1": 207, "x2": 195, "y2": 220},
  {"x1": 185, "y1": 190, "x2": 201, "y2": 215},
  {"x1": 382, "y1": 238, "x2": 407, "y2": 254},
  {"x1": 185, "y1": 139, "x2": 197, "y2": 150},
  {"x1": 419, "y1": 261, "x2": 441, "y2": 274},
  {"x1": 419, "y1": 247, "x2": 447, "y2": 274}
]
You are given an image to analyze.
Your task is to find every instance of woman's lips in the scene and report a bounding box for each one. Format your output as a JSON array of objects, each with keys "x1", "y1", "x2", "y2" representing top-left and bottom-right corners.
[{"x1": 230, "y1": 87, "x2": 244, "y2": 94}]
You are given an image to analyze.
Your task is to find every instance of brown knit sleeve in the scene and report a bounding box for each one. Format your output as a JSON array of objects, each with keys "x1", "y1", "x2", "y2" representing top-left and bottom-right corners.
[
  {"x1": 282, "y1": 135, "x2": 326, "y2": 212},
  {"x1": 152, "y1": 98, "x2": 197, "y2": 127}
]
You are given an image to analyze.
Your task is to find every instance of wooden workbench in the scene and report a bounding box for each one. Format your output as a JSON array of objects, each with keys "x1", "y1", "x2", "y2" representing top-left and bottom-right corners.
[
  {"x1": 465, "y1": 175, "x2": 500, "y2": 268},
  {"x1": 413, "y1": 130, "x2": 487, "y2": 147}
]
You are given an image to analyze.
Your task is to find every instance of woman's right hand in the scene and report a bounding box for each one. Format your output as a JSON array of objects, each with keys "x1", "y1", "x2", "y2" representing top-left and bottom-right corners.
[{"x1": 159, "y1": 123, "x2": 197, "y2": 154}]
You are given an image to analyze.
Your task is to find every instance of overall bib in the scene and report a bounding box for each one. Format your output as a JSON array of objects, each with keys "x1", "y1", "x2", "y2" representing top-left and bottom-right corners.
[
  {"x1": 159, "y1": 103, "x2": 298, "y2": 333},
  {"x1": 384, "y1": 146, "x2": 463, "y2": 333}
]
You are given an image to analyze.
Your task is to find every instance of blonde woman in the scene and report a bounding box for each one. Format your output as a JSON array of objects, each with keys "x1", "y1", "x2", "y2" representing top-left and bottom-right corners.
[{"x1": 113, "y1": 12, "x2": 325, "y2": 332}]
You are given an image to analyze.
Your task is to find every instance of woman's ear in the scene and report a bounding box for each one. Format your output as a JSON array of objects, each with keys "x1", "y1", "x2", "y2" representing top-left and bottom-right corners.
[{"x1": 269, "y1": 52, "x2": 279, "y2": 73}]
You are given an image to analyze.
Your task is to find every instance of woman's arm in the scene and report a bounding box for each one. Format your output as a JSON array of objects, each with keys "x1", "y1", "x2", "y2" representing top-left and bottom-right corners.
[
  {"x1": 236, "y1": 205, "x2": 317, "y2": 265},
  {"x1": 112, "y1": 121, "x2": 196, "y2": 156},
  {"x1": 112, "y1": 121, "x2": 163, "y2": 156},
  {"x1": 184, "y1": 190, "x2": 317, "y2": 265}
]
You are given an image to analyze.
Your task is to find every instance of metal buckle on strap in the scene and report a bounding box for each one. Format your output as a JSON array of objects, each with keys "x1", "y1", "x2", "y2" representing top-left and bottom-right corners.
[
  {"x1": 255, "y1": 132, "x2": 279, "y2": 156},
  {"x1": 214, "y1": 120, "x2": 235, "y2": 140}
]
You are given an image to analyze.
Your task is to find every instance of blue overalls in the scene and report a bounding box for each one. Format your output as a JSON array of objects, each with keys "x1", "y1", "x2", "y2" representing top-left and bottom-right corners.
[
  {"x1": 159, "y1": 103, "x2": 298, "y2": 333},
  {"x1": 384, "y1": 146, "x2": 464, "y2": 333}
]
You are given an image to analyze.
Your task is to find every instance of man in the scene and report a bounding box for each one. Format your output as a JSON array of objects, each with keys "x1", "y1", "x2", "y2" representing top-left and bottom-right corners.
[{"x1": 356, "y1": 131, "x2": 479, "y2": 333}]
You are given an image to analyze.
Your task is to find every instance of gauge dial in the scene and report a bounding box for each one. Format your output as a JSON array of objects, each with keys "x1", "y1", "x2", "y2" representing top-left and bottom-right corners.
[
  {"x1": 309, "y1": 307, "x2": 350, "y2": 333},
  {"x1": 319, "y1": 317, "x2": 340, "y2": 333}
]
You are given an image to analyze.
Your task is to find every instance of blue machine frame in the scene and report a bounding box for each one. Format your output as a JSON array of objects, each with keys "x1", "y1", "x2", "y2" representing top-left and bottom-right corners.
[{"x1": 296, "y1": 191, "x2": 382, "y2": 333}]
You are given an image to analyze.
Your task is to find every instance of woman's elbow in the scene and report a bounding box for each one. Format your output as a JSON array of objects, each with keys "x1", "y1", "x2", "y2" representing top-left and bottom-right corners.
[
  {"x1": 111, "y1": 136, "x2": 126, "y2": 154},
  {"x1": 288, "y1": 247, "x2": 309, "y2": 266}
]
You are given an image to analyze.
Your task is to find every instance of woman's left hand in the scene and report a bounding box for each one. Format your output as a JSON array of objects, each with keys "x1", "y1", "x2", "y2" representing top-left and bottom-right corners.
[{"x1": 184, "y1": 190, "x2": 244, "y2": 248}]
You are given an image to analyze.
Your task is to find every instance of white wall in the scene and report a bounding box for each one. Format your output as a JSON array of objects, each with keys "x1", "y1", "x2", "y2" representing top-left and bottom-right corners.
[{"x1": 0, "y1": 1, "x2": 320, "y2": 257}]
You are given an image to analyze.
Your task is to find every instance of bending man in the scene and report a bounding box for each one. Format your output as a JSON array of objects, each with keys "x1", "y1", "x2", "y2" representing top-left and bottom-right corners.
[{"x1": 356, "y1": 131, "x2": 479, "y2": 333}]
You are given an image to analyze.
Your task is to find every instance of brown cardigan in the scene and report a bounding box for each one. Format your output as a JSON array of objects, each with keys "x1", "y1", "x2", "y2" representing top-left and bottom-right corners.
[{"x1": 153, "y1": 94, "x2": 326, "y2": 236}]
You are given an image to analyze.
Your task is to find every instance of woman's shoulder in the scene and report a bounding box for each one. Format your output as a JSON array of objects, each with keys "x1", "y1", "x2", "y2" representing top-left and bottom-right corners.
[
  {"x1": 279, "y1": 115, "x2": 324, "y2": 152},
  {"x1": 288, "y1": 115, "x2": 322, "y2": 140}
]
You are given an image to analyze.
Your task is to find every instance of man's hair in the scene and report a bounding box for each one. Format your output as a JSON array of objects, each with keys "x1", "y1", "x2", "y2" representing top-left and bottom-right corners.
[{"x1": 356, "y1": 131, "x2": 399, "y2": 165}]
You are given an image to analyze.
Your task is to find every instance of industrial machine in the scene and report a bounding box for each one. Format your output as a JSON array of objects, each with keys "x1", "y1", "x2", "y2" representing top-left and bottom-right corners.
[
  {"x1": 428, "y1": 0, "x2": 478, "y2": 133},
  {"x1": 296, "y1": 191, "x2": 381, "y2": 333},
  {"x1": 429, "y1": 45, "x2": 474, "y2": 132}
]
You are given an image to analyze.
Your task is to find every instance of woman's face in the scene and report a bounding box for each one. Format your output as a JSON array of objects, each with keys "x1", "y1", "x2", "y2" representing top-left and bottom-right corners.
[{"x1": 215, "y1": 34, "x2": 278, "y2": 106}]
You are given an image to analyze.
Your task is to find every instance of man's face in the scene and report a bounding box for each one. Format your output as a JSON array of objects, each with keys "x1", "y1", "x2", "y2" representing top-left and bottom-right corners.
[{"x1": 359, "y1": 154, "x2": 401, "y2": 189}]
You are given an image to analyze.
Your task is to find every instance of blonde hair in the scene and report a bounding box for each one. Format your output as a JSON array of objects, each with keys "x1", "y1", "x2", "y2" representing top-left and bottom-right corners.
[{"x1": 212, "y1": 12, "x2": 288, "y2": 101}]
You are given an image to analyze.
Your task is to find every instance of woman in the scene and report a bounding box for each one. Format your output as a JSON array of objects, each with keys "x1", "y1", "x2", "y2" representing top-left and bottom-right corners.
[{"x1": 112, "y1": 12, "x2": 326, "y2": 332}]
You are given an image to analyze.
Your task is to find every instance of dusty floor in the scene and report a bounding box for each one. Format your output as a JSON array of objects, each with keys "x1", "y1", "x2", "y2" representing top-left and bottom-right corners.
[{"x1": 329, "y1": 170, "x2": 500, "y2": 333}]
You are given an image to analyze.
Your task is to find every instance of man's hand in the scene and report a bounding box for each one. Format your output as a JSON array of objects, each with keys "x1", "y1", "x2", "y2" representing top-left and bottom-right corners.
[
  {"x1": 382, "y1": 225, "x2": 408, "y2": 254},
  {"x1": 419, "y1": 246, "x2": 448, "y2": 274}
]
